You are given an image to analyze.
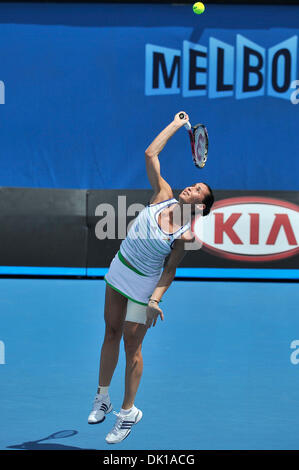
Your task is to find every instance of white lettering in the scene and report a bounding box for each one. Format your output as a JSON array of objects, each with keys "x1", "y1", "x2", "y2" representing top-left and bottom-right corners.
[
  {"x1": 290, "y1": 340, "x2": 299, "y2": 365},
  {"x1": 0, "y1": 340, "x2": 5, "y2": 365},
  {"x1": 0, "y1": 81, "x2": 4, "y2": 104},
  {"x1": 95, "y1": 203, "x2": 116, "y2": 240},
  {"x1": 290, "y1": 79, "x2": 299, "y2": 104}
]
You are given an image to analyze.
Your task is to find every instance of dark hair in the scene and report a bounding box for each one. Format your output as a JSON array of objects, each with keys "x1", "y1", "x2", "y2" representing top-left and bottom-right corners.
[{"x1": 202, "y1": 183, "x2": 214, "y2": 216}]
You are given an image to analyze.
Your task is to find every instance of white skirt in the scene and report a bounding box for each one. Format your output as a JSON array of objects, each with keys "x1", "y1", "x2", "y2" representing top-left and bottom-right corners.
[{"x1": 104, "y1": 251, "x2": 162, "y2": 323}]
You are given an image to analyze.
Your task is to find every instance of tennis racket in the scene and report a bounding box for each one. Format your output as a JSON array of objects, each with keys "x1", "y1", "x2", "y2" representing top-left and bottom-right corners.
[{"x1": 179, "y1": 113, "x2": 208, "y2": 169}]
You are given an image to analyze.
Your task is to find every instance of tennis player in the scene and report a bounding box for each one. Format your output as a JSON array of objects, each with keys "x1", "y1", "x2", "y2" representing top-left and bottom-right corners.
[{"x1": 88, "y1": 111, "x2": 214, "y2": 444}]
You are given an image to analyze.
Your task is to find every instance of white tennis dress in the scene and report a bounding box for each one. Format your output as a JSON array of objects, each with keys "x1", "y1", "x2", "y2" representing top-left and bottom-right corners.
[{"x1": 104, "y1": 198, "x2": 190, "y2": 322}]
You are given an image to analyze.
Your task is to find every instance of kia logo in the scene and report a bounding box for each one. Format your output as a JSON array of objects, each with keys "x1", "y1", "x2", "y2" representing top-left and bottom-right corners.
[{"x1": 192, "y1": 197, "x2": 299, "y2": 261}]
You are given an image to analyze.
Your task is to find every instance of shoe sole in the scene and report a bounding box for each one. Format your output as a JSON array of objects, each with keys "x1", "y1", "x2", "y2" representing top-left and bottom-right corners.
[
  {"x1": 105, "y1": 409, "x2": 143, "y2": 444},
  {"x1": 88, "y1": 403, "x2": 113, "y2": 424}
]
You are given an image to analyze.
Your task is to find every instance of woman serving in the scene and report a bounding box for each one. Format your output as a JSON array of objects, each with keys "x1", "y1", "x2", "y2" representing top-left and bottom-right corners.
[{"x1": 88, "y1": 111, "x2": 214, "y2": 444}]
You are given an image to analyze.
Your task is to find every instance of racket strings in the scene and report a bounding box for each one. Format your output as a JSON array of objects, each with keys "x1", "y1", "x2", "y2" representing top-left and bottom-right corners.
[{"x1": 193, "y1": 126, "x2": 208, "y2": 168}]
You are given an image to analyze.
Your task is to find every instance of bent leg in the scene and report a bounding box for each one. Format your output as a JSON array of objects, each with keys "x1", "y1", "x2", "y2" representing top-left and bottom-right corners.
[
  {"x1": 98, "y1": 285, "x2": 128, "y2": 387},
  {"x1": 122, "y1": 321, "x2": 148, "y2": 409}
]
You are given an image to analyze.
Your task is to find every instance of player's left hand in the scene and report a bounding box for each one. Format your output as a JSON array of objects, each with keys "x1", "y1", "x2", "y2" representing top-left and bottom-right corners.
[{"x1": 146, "y1": 301, "x2": 164, "y2": 328}]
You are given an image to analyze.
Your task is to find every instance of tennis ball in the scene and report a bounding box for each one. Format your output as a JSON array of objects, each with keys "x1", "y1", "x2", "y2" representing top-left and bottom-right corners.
[{"x1": 193, "y1": 2, "x2": 205, "y2": 15}]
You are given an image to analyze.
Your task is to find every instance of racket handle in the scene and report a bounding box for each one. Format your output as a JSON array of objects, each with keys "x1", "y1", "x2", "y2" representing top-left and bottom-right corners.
[{"x1": 179, "y1": 112, "x2": 191, "y2": 131}]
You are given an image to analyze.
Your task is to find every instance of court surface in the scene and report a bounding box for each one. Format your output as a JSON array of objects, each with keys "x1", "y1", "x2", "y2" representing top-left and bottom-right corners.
[{"x1": 0, "y1": 278, "x2": 299, "y2": 450}]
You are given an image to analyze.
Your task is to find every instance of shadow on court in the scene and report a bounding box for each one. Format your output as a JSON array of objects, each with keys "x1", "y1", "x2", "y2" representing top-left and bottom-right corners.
[
  {"x1": 6, "y1": 430, "x2": 92, "y2": 450},
  {"x1": 2, "y1": 279, "x2": 299, "y2": 449}
]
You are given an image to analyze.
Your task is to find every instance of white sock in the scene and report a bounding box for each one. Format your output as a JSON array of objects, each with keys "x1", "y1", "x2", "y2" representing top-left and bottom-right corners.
[
  {"x1": 120, "y1": 405, "x2": 136, "y2": 415},
  {"x1": 97, "y1": 386, "x2": 109, "y2": 397}
]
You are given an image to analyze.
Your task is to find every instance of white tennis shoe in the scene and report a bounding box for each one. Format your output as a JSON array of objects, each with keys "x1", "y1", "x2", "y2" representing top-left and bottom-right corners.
[
  {"x1": 88, "y1": 394, "x2": 112, "y2": 424},
  {"x1": 105, "y1": 406, "x2": 143, "y2": 444}
]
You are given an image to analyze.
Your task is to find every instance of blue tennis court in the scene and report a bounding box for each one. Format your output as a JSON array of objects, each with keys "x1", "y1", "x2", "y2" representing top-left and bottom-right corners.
[{"x1": 1, "y1": 278, "x2": 299, "y2": 450}]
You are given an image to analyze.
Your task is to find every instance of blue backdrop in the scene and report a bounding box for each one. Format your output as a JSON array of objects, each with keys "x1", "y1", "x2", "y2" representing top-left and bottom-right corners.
[{"x1": 0, "y1": 3, "x2": 299, "y2": 191}]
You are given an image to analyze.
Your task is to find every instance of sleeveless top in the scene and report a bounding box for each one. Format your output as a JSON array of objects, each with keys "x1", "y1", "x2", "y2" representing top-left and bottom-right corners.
[{"x1": 119, "y1": 198, "x2": 190, "y2": 276}]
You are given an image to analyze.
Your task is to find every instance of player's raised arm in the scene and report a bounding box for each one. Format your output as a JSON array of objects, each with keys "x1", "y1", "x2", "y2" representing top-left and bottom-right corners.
[{"x1": 145, "y1": 112, "x2": 189, "y2": 204}]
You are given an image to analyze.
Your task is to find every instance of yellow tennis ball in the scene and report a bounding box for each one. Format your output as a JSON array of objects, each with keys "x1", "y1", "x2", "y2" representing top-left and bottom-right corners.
[{"x1": 193, "y1": 2, "x2": 205, "y2": 15}]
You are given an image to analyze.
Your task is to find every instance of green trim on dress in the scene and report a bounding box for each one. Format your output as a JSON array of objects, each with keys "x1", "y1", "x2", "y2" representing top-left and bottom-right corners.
[
  {"x1": 118, "y1": 250, "x2": 147, "y2": 276},
  {"x1": 104, "y1": 277, "x2": 148, "y2": 306}
]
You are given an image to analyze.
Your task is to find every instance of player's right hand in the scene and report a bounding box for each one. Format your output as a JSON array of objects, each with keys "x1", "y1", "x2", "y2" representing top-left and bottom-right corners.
[{"x1": 174, "y1": 111, "x2": 189, "y2": 127}]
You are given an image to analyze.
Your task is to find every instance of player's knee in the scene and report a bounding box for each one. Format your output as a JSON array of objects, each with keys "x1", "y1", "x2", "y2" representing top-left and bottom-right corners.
[
  {"x1": 123, "y1": 335, "x2": 142, "y2": 358},
  {"x1": 104, "y1": 324, "x2": 122, "y2": 344},
  {"x1": 125, "y1": 347, "x2": 142, "y2": 367}
]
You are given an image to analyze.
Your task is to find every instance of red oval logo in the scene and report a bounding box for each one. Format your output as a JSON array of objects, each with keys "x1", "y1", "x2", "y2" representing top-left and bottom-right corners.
[{"x1": 192, "y1": 196, "x2": 299, "y2": 262}]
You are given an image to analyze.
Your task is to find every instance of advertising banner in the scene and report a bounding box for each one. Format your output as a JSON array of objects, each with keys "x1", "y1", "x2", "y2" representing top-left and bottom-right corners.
[
  {"x1": 0, "y1": 187, "x2": 297, "y2": 279},
  {"x1": 0, "y1": 4, "x2": 298, "y2": 192},
  {"x1": 87, "y1": 189, "x2": 299, "y2": 279}
]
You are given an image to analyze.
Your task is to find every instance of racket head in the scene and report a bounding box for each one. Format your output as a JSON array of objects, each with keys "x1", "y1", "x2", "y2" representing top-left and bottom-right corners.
[
  {"x1": 188, "y1": 123, "x2": 209, "y2": 169},
  {"x1": 43, "y1": 430, "x2": 78, "y2": 441}
]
